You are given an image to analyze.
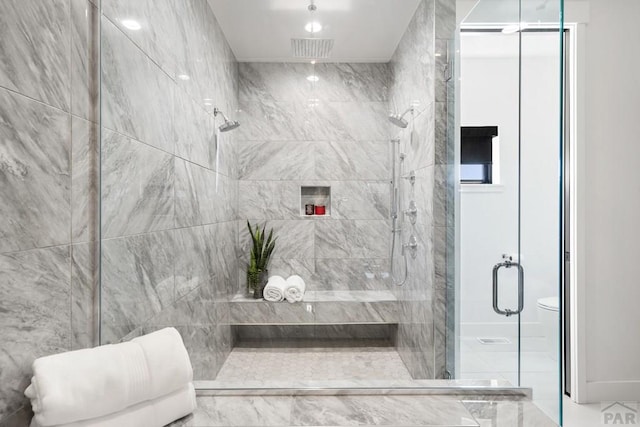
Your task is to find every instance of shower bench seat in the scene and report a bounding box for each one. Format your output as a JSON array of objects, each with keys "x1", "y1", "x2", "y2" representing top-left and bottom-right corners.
[{"x1": 228, "y1": 290, "x2": 399, "y2": 325}]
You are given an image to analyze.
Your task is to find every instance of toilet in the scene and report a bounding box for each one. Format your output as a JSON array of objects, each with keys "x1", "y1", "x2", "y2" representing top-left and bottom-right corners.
[{"x1": 537, "y1": 296, "x2": 560, "y2": 360}]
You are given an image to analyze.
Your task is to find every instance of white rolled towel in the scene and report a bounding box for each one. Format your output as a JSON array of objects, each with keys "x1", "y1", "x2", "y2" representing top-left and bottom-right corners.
[
  {"x1": 263, "y1": 275, "x2": 287, "y2": 302},
  {"x1": 284, "y1": 275, "x2": 306, "y2": 303},
  {"x1": 30, "y1": 383, "x2": 196, "y2": 427},
  {"x1": 25, "y1": 327, "x2": 193, "y2": 426}
]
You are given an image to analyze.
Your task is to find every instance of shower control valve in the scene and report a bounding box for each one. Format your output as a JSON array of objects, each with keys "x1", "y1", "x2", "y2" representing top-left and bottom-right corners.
[
  {"x1": 402, "y1": 235, "x2": 419, "y2": 259},
  {"x1": 403, "y1": 200, "x2": 418, "y2": 225}
]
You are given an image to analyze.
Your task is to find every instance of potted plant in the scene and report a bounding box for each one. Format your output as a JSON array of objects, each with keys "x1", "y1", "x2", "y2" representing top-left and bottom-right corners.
[{"x1": 246, "y1": 221, "x2": 277, "y2": 299}]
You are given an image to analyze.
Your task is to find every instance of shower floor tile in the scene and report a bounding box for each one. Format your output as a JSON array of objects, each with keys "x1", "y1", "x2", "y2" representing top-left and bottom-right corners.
[{"x1": 215, "y1": 343, "x2": 413, "y2": 382}]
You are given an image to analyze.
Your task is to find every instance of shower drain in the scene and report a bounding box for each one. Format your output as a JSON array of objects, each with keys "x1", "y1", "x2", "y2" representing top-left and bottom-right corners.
[{"x1": 477, "y1": 337, "x2": 511, "y2": 345}]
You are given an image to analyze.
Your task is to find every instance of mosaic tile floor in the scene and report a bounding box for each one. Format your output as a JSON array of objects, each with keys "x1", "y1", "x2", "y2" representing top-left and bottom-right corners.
[{"x1": 215, "y1": 343, "x2": 413, "y2": 382}]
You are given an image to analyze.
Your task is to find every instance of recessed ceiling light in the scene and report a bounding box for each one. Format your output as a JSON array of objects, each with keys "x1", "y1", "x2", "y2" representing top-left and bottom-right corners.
[
  {"x1": 178, "y1": 74, "x2": 190, "y2": 81},
  {"x1": 121, "y1": 19, "x2": 141, "y2": 31},
  {"x1": 306, "y1": 75, "x2": 319, "y2": 82},
  {"x1": 310, "y1": 60, "x2": 317, "y2": 65},
  {"x1": 305, "y1": 21, "x2": 322, "y2": 33}
]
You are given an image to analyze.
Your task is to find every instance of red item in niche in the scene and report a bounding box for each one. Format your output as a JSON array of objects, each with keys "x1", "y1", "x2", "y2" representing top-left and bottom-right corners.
[{"x1": 314, "y1": 205, "x2": 326, "y2": 215}]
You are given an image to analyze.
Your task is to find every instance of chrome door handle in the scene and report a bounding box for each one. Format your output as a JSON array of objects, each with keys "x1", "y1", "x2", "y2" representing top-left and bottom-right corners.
[{"x1": 492, "y1": 260, "x2": 524, "y2": 317}]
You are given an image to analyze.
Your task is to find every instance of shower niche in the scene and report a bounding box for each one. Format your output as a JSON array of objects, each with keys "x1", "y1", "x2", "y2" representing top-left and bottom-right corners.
[{"x1": 300, "y1": 186, "x2": 331, "y2": 217}]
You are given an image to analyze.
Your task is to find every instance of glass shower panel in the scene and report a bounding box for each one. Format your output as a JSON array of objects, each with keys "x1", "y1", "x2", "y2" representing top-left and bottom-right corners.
[
  {"x1": 519, "y1": 8, "x2": 563, "y2": 424},
  {"x1": 458, "y1": 0, "x2": 563, "y2": 424},
  {"x1": 458, "y1": 5, "x2": 522, "y2": 385}
]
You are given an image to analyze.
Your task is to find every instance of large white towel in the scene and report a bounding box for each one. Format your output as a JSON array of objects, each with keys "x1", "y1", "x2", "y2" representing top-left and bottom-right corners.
[
  {"x1": 25, "y1": 328, "x2": 193, "y2": 426},
  {"x1": 30, "y1": 383, "x2": 196, "y2": 427},
  {"x1": 263, "y1": 275, "x2": 287, "y2": 302},
  {"x1": 284, "y1": 275, "x2": 306, "y2": 303}
]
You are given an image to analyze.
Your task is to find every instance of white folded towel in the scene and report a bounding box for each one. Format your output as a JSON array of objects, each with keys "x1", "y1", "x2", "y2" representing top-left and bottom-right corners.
[
  {"x1": 25, "y1": 328, "x2": 193, "y2": 426},
  {"x1": 263, "y1": 275, "x2": 287, "y2": 302},
  {"x1": 30, "y1": 383, "x2": 196, "y2": 427},
  {"x1": 284, "y1": 275, "x2": 306, "y2": 303}
]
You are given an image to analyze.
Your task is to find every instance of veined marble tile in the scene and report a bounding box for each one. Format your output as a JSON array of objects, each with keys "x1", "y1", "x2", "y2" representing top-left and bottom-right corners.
[
  {"x1": 389, "y1": 0, "x2": 435, "y2": 118},
  {"x1": 174, "y1": 86, "x2": 215, "y2": 170},
  {"x1": 435, "y1": 0, "x2": 457, "y2": 41},
  {"x1": 435, "y1": 101, "x2": 448, "y2": 165},
  {"x1": 239, "y1": 62, "x2": 391, "y2": 103},
  {"x1": 101, "y1": 230, "x2": 176, "y2": 343},
  {"x1": 435, "y1": 41, "x2": 449, "y2": 104},
  {"x1": 238, "y1": 181, "x2": 300, "y2": 220},
  {"x1": 229, "y1": 299, "x2": 315, "y2": 325},
  {"x1": 181, "y1": 396, "x2": 293, "y2": 426},
  {"x1": 173, "y1": 0, "x2": 214, "y2": 107},
  {"x1": 314, "y1": 63, "x2": 392, "y2": 102},
  {"x1": 174, "y1": 226, "x2": 217, "y2": 300},
  {"x1": 101, "y1": 130, "x2": 174, "y2": 238},
  {"x1": 315, "y1": 220, "x2": 389, "y2": 259},
  {"x1": 332, "y1": 181, "x2": 390, "y2": 220},
  {"x1": 239, "y1": 220, "x2": 314, "y2": 261},
  {"x1": 313, "y1": 300, "x2": 398, "y2": 324},
  {"x1": 0, "y1": 89, "x2": 71, "y2": 253},
  {"x1": 102, "y1": 0, "x2": 179, "y2": 78},
  {"x1": 174, "y1": 223, "x2": 237, "y2": 301},
  {"x1": 462, "y1": 400, "x2": 557, "y2": 427},
  {"x1": 102, "y1": 17, "x2": 174, "y2": 153},
  {"x1": 314, "y1": 141, "x2": 389, "y2": 181},
  {"x1": 71, "y1": 0, "x2": 99, "y2": 121},
  {"x1": 238, "y1": 141, "x2": 315, "y2": 181},
  {"x1": 71, "y1": 242, "x2": 99, "y2": 350},
  {"x1": 239, "y1": 62, "x2": 318, "y2": 103},
  {"x1": 0, "y1": 246, "x2": 71, "y2": 417},
  {"x1": 313, "y1": 101, "x2": 390, "y2": 141},
  {"x1": 71, "y1": 117, "x2": 99, "y2": 243},
  {"x1": 314, "y1": 258, "x2": 390, "y2": 291},
  {"x1": 290, "y1": 395, "x2": 478, "y2": 426},
  {"x1": 237, "y1": 99, "x2": 316, "y2": 141},
  {"x1": 0, "y1": 404, "x2": 33, "y2": 426},
  {"x1": 0, "y1": 0, "x2": 70, "y2": 111},
  {"x1": 204, "y1": 3, "x2": 238, "y2": 118},
  {"x1": 175, "y1": 159, "x2": 237, "y2": 228}
]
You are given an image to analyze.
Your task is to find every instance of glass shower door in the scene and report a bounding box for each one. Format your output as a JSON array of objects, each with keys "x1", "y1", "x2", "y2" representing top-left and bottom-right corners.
[{"x1": 457, "y1": 0, "x2": 563, "y2": 424}]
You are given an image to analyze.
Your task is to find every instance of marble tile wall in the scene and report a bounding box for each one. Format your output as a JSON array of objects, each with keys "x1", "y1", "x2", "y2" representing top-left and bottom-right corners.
[
  {"x1": 0, "y1": 0, "x2": 100, "y2": 422},
  {"x1": 0, "y1": 0, "x2": 240, "y2": 421},
  {"x1": 99, "y1": 0, "x2": 239, "y2": 387},
  {"x1": 237, "y1": 62, "x2": 392, "y2": 295},
  {"x1": 388, "y1": 0, "x2": 455, "y2": 380}
]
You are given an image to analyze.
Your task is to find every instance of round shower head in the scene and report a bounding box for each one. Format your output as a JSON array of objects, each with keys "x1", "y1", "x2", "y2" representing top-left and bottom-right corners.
[
  {"x1": 388, "y1": 106, "x2": 414, "y2": 129},
  {"x1": 219, "y1": 120, "x2": 240, "y2": 132},
  {"x1": 388, "y1": 114, "x2": 409, "y2": 128}
]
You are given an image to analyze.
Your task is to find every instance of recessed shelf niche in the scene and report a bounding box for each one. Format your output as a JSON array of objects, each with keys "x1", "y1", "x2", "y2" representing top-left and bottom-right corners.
[{"x1": 300, "y1": 186, "x2": 331, "y2": 217}]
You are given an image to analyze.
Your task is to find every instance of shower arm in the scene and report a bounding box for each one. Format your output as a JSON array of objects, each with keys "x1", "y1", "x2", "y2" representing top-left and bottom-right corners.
[{"x1": 213, "y1": 107, "x2": 228, "y2": 121}]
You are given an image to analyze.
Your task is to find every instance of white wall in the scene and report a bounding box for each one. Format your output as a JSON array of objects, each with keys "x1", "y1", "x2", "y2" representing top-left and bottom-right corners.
[
  {"x1": 581, "y1": 0, "x2": 640, "y2": 402},
  {"x1": 459, "y1": 32, "x2": 560, "y2": 336}
]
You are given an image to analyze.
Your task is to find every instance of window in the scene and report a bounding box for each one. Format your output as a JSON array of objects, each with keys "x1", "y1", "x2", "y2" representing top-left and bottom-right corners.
[{"x1": 461, "y1": 126, "x2": 498, "y2": 184}]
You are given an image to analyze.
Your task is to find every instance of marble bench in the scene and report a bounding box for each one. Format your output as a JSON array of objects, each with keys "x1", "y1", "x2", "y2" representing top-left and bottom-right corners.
[{"x1": 229, "y1": 290, "x2": 399, "y2": 325}]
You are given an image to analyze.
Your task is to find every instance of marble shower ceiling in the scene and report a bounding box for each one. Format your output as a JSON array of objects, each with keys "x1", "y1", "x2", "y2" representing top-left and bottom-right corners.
[{"x1": 207, "y1": 0, "x2": 422, "y2": 62}]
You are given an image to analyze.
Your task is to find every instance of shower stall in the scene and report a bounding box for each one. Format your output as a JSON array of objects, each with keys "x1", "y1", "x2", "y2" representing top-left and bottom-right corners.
[{"x1": 91, "y1": 0, "x2": 564, "y2": 423}]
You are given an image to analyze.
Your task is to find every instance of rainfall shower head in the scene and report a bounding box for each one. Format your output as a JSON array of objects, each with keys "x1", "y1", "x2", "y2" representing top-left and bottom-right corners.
[
  {"x1": 214, "y1": 108, "x2": 240, "y2": 132},
  {"x1": 388, "y1": 107, "x2": 414, "y2": 128}
]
